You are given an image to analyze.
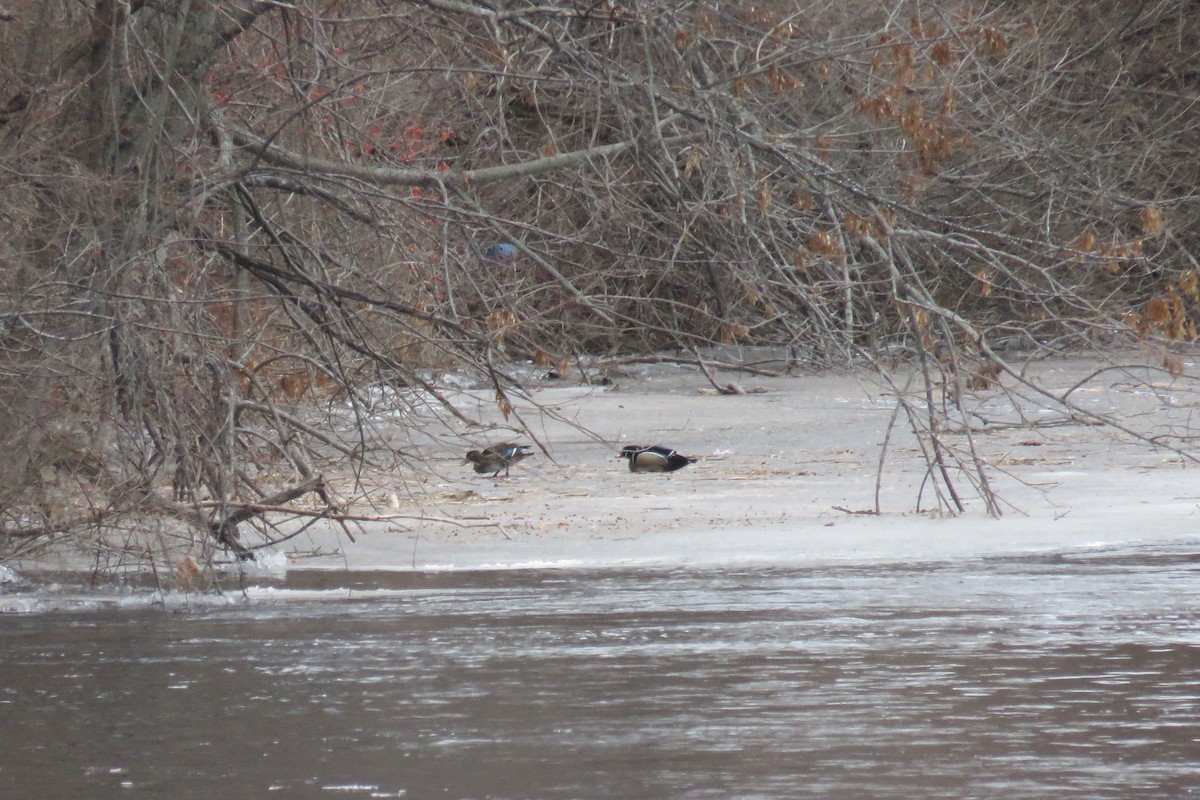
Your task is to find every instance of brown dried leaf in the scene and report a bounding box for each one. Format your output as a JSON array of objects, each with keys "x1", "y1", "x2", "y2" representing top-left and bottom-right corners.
[
  {"x1": 974, "y1": 268, "x2": 993, "y2": 296},
  {"x1": 808, "y1": 230, "x2": 841, "y2": 255},
  {"x1": 940, "y1": 84, "x2": 956, "y2": 116},
  {"x1": 982, "y1": 27, "x2": 1009, "y2": 57},
  {"x1": 967, "y1": 362, "x2": 1003, "y2": 390},
  {"x1": 719, "y1": 321, "x2": 749, "y2": 344},
  {"x1": 931, "y1": 41, "x2": 955, "y2": 67},
  {"x1": 1146, "y1": 296, "x2": 1170, "y2": 325},
  {"x1": 1071, "y1": 228, "x2": 1097, "y2": 258},
  {"x1": 1178, "y1": 271, "x2": 1199, "y2": 298},
  {"x1": 1139, "y1": 206, "x2": 1165, "y2": 238},
  {"x1": 1164, "y1": 354, "x2": 1186, "y2": 379},
  {"x1": 814, "y1": 132, "x2": 834, "y2": 160}
]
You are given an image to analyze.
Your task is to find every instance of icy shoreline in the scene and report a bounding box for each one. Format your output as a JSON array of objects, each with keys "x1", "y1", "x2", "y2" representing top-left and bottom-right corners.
[{"x1": 6, "y1": 354, "x2": 1200, "y2": 590}]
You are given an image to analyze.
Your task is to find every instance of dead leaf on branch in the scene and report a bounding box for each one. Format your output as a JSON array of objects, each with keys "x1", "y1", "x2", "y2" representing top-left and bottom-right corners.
[
  {"x1": 1140, "y1": 206, "x2": 1165, "y2": 238},
  {"x1": 1163, "y1": 354, "x2": 1186, "y2": 379}
]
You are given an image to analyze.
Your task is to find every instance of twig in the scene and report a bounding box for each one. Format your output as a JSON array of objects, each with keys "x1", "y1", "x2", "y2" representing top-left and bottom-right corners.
[{"x1": 833, "y1": 505, "x2": 879, "y2": 516}]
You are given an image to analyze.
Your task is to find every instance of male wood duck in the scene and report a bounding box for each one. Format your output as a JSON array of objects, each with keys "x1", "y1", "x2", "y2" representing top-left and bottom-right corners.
[
  {"x1": 617, "y1": 444, "x2": 697, "y2": 473},
  {"x1": 465, "y1": 442, "x2": 534, "y2": 477}
]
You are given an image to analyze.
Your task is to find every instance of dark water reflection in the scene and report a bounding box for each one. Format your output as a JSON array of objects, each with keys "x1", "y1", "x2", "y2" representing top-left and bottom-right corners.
[{"x1": 2, "y1": 545, "x2": 1199, "y2": 799}]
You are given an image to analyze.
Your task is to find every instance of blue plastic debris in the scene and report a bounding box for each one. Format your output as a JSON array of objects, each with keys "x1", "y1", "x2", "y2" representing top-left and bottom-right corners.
[{"x1": 482, "y1": 242, "x2": 518, "y2": 261}]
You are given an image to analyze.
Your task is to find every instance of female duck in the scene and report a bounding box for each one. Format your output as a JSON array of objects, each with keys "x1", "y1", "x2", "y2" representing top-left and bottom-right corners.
[{"x1": 465, "y1": 442, "x2": 535, "y2": 477}]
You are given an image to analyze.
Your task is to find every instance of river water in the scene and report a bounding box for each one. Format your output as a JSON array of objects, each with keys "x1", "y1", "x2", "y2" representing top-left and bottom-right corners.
[{"x1": 2, "y1": 543, "x2": 1198, "y2": 799}]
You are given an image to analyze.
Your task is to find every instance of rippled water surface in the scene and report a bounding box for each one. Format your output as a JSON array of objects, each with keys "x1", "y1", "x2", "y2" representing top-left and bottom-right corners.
[{"x1": 2, "y1": 544, "x2": 1199, "y2": 799}]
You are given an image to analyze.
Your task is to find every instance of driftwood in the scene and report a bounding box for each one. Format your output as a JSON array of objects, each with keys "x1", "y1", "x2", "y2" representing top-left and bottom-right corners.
[
  {"x1": 697, "y1": 384, "x2": 769, "y2": 396},
  {"x1": 144, "y1": 475, "x2": 333, "y2": 560},
  {"x1": 596, "y1": 353, "x2": 790, "y2": 378},
  {"x1": 695, "y1": 349, "x2": 771, "y2": 395}
]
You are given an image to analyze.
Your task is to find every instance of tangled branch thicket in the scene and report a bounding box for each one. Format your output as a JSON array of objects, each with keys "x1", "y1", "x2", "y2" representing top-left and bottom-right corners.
[{"x1": 0, "y1": 0, "x2": 1197, "y2": 569}]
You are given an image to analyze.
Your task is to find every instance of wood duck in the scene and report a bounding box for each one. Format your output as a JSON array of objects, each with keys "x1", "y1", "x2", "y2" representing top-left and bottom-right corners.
[
  {"x1": 617, "y1": 444, "x2": 697, "y2": 473},
  {"x1": 465, "y1": 442, "x2": 534, "y2": 477}
]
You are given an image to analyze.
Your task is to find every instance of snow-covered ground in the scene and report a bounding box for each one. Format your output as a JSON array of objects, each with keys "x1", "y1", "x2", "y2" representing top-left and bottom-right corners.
[{"x1": 278, "y1": 354, "x2": 1200, "y2": 571}]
